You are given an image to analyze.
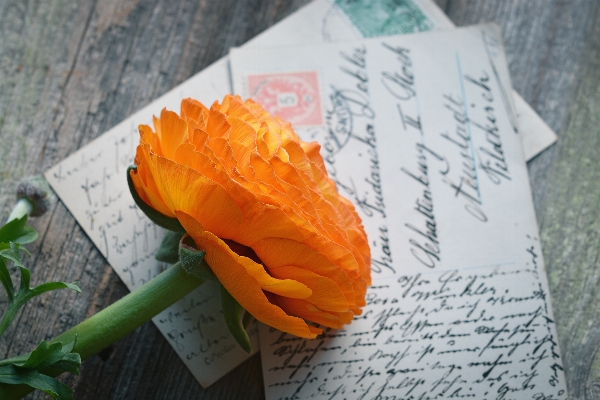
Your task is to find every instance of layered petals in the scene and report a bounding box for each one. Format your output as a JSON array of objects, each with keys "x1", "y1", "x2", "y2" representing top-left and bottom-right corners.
[
  {"x1": 130, "y1": 95, "x2": 371, "y2": 338},
  {"x1": 176, "y1": 211, "x2": 319, "y2": 338}
]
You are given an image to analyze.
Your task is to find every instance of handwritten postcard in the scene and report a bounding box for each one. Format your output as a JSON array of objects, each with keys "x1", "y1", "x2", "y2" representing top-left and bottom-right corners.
[
  {"x1": 249, "y1": 0, "x2": 557, "y2": 161},
  {"x1": 260, "y1": 261, "x2": 563, "y2": 399},
  {"x1": 229, "y1": 24, "x2": 567, "y2": 398},
  {"x1": 44, "y1": 0, "x2": 557, "y2": 389}
]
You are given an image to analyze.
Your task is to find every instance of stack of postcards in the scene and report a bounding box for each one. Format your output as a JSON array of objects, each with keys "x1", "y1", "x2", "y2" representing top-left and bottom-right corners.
[{"x1": 46, "y1": 1, "x2": 567, "y2": 398}]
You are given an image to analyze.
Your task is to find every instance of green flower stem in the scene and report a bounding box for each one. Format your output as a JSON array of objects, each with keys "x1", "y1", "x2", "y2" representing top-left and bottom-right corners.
[{"x1": 0, "y1": 262, "x2": 203, "y2": 400}]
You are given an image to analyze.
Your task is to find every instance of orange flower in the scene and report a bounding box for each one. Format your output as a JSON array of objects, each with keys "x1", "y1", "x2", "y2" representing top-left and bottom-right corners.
[{"x1": 130, "y1": 95, "x2": 371, "y2": 338}]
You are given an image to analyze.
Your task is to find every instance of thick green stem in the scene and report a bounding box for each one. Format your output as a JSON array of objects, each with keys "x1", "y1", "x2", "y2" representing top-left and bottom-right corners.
[{"x1": 0, "y1": 262, "x2": 203, "y2": 399}]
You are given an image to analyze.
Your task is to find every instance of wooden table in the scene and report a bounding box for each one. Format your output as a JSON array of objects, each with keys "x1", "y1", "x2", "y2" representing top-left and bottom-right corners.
[{"x1": 0, "y1": 0, "x2": 598, "y2": 398}]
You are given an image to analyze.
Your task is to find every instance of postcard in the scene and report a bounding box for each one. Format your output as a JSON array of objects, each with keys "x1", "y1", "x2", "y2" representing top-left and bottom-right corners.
[
  {"x1": 44, "y1": 0, "x2": 557, "y2": 388},
  {"x1": 229, "y1": 24, "x2": 567, "y2": 399},
  {"x1": 248, "y1": 0, "x2": 556, "y2": 160}
]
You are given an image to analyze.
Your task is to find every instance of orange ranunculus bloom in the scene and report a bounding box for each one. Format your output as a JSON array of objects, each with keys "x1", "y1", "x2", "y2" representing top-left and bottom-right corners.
[{"x1": 130, "y1": 95, "x2": 371, "y2": 338}]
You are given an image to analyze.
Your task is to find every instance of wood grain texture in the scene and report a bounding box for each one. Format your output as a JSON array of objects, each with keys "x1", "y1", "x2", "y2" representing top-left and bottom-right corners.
[{"x1": 0, "y1": 0, "x2": 598, "y2": 399}]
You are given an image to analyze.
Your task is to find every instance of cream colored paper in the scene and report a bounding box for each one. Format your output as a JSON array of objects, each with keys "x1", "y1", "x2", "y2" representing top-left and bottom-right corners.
[
  {"x1": 249, "y1": 0, "x2": 556, "y2": 160},
  {"x1": 229, "y1": 24, "x2": 567, "y2": 399}
]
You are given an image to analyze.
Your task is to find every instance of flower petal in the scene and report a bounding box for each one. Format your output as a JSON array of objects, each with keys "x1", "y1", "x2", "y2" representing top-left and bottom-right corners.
[
  {"x1": 205, "y1": 105, "x2": 231, "y2": 140},
  {"x1": 158, "y1": 109, "x2": 188, "y2": 159},
  {"x1": 171, "y1": 142, "x2": 307, "y2": 246},
  {"x1": 132, "y1": 144, "x2": 173, "y2": 217},
  {"x1": 275, "y1": 297, "x2": 353, "y2": 329},
  {"x1": 180, "y1": 98, "x2": 209, "y2": 129},
  {"x1": 176, "y1": 210, "x2": 318, "y2": 339},
  {"x1": 252, "y1": 237, "x2": 357, "y2": 308},
  {"x1": 146, "y1": 151, "x2": 245, "y2": 240},
  {"x1": 269, "y1": 265, "x2": 349, "y2": 312}
]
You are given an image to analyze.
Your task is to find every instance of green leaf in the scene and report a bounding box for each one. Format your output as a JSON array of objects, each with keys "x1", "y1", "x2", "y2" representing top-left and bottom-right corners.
[
  {"x1": 60, "y1": 339, "x2": 76, "y2": 354},
  {"x1": 12, "y1": 226, "x2": 38, "y2": 245},
  {"x1": 28, "y1": 281, "x2": 81, "y2": 298},
  {"x1": 19, "y1": 266, "x2": 30, "y2": 291},
  {"x1": 0, "y1": 217, "x2": 25, "y2": 243},
  {"x1": 178, "y1": 235, "x2": 216, "y2": 282},
  {"x1": 51, "y1": 353, "x2": 81, "y2": 375},
  {"x1": 0, "y1": 340, "x2": 81, "y2": 400},
  {"x1": 41, "y1": 339, "x2": 81, "y2": 375},
  {"x1": 0, "y1": 245, "x2": 80, "y2": 338},
  {"x1": 0, "y1": 242, "x2": 25, "y2": 267},
  {"x1": 242, "y1": 309, "x2": 254, "y2": 329},
  {"x1": 17, "y1": 341, "x2": 64, "y2": 370},
  {"x1": 0, "y1": 365, "x2": 74, "y2": 400},
  {"x1": 127, "y1": 166, "x2": 185, "y2": 232},
  {"x1": 220, "y1": 285, "x2": 253, "y2": 353},
  {"x1": 0, "y1": 258, "x2": 14, "y2": 302},
  {"x1": 0, "y1": 215, "x2": 38, "y2": 245},
  {"x1": 155, "y1": 231, "x2": 184, "y2": 264}
]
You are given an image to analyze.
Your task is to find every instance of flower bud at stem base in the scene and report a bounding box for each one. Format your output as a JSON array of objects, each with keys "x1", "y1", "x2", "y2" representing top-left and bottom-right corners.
[{"x1": 0, "y1": 262, "x2": 203, "y2": 400}]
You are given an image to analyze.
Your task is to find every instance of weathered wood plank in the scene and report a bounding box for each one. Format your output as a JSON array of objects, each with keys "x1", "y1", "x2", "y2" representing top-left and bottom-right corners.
[{"x1": 0, "y1": 0, "x2": 598, "y2": 398}]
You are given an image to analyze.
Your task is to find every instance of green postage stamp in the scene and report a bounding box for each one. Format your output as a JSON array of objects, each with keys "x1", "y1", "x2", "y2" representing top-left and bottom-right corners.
[{"x1": 335, "y1": 0, "x2": 434, "y2": 37}]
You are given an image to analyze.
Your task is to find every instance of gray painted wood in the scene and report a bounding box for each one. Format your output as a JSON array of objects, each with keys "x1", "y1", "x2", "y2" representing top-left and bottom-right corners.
[{"x1": 0, "y1": 0, "x2": 597, "y2": 398}]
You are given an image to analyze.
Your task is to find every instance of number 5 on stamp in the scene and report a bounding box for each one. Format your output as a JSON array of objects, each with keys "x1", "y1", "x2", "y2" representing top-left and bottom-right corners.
[{"x1": 247, "y1": 71, "x2": 323, "y2": 127}]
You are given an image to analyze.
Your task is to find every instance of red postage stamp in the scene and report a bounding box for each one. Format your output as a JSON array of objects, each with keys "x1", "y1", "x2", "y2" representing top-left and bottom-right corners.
[{"x1": 247, "y1": 71, "x2": 323, "y2": 127}]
